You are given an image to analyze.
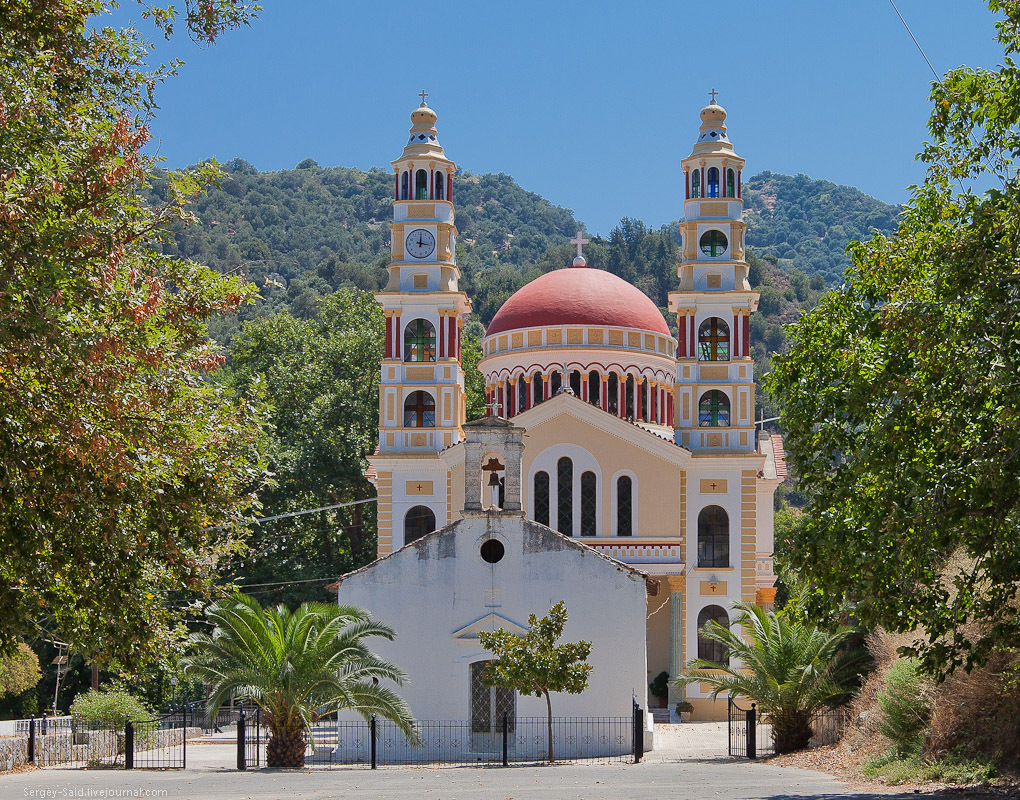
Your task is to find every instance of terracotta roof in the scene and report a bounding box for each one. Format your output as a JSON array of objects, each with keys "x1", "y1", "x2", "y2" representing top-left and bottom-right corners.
[
  {"x1": 771, "y1": 433, "x2": 788, "y2": 480},
  {"x1": 486, "y1": 267, "x2": 670, "y2": 336}
]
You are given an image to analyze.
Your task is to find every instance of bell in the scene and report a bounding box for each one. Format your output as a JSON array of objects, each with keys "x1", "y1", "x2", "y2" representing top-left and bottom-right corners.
[{"x1": 487, "y1": 471, "x2": 501, "y2": 487}]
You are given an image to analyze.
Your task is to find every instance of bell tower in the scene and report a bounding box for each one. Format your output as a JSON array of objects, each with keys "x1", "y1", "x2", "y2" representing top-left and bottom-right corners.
[
  {"x1": 370, "y1": 94, "x2": 471, "y2": 556},
  {"x1": 668, "y1": 93, "x2": 759, "y2": 452},
  {"x1": 376, "y1": 92, "x2": 472, "y2": 455}
]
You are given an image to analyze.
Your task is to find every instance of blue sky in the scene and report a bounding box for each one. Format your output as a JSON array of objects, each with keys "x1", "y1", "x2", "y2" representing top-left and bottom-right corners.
[{"x1": 122, "y1": 1, "x2": 1004, "y2": 235}]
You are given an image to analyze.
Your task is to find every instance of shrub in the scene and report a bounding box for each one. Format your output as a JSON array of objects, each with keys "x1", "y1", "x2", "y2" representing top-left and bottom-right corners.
[
  {"x1": 876, "y1": 658, "x2": 933, "y2": 757},
  {"x1": 70, "y1": 689, "x2": 151, "y2": 727},
  {"x1": 649, "y1": 671, "x2": 669, "y2": 700}
]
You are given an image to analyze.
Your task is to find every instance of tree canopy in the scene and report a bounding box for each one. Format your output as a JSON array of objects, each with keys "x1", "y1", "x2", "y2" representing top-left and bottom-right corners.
[
  {"x1": 0, "y1": 1, "x2": 266, "y2": 666},
  {"x1": 478, "y1": 601, "x2": 592, "y2": 763},
  {"x1": 225, "y1": 290, "x2": 384, "y2": 603},
  {"x1": 764, "y1": 0, "x2": 1020, "y2": 677}
]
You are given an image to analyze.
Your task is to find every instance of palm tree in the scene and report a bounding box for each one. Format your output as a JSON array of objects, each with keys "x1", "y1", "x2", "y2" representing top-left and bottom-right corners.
[
  {"x1": 674, "y1": 601, "x2": 863, "y2": 754},
  {"x1": 183, "y1": 593, "x2": 417, "y2": 768}
]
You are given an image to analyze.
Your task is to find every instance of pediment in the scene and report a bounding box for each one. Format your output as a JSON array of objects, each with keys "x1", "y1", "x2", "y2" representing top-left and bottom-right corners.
[{"x1": 451, "y1": 612, "x2": 529, "y2": 641}]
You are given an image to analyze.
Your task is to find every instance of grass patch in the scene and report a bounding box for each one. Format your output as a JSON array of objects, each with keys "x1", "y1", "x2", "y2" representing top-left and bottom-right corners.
[{"x1": 864, "y1": 751, "x2": 999, "y2": 786}]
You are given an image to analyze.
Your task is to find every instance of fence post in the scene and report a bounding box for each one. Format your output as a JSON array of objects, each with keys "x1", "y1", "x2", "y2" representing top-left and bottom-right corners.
[
  {"x1": 41, "y1": 712, "x2": 47, "y2": 736},
  {"x1": 27, "y1": 716, "x2": 35, "y2": 764},
  {"x1": 632, "y1": 702, "x2": 644, "y2": 763},
  {"x1": 370, "y1": 714, "x2": 377, "y2": 769},
  {"x1": 125, "y1": 721, "x2": 134, "y2": 770},
  {"x1": 502, "y1": 712, "x2": 509, "y2": 767},
  {"x1": 746, "y1": 703, "x2": 756, "y2": 760},
  {"x1": 237, "y1": 711, "x2": 246, "y2": 770},
  {"x1": 255, "y1": 708, "x2": 261, "y2": 768}
]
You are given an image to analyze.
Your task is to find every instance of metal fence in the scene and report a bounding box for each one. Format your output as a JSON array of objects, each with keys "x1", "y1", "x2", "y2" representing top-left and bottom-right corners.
[
  {"x1": 21, "y1": 711, "x2": 188, "y2": 769},
  {"x1": 727, "y1": 696, "x2": 849, "y2": 758},
  {"x1": 238, "y1": 710, "x2": 641, "y2": 769}
]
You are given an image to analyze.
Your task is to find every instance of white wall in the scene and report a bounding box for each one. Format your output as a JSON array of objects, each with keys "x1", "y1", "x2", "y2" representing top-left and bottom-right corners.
[{"x1": 337, "y1": 514, "x2": 648, "y2": 723}]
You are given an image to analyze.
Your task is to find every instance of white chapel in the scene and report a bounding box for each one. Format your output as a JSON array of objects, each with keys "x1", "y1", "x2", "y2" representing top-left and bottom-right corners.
[{"x1": 342, "y1": 94, "x2": 785, "y2": 723}]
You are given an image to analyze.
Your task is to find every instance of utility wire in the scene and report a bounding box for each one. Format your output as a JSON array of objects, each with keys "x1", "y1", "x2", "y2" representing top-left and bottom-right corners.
[
  {"x1": 205, "y1": 496, "x2": 376, "y2": 531},
  {"x1": 888, "y1": 0, "x2": 940, "y2": 82}
]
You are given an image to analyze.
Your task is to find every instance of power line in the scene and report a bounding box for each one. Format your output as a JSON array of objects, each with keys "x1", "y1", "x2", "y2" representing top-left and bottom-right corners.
[
  {"x1": 888, "y1": 0, "x2": 940, "y2": 83},
  {"x1": 205, "y1": 497, "x2": 376, "y2": 531}
]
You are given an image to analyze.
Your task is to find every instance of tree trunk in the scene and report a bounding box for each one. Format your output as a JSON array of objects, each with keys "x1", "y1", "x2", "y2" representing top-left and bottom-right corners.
[
  {"x1": 772, "y1": 709, "x2": 813, "y2": 754},
  {"x1": 266, "y1": 723, "x2": 306, "y2": 768},
  {"x1": 544, "y1": 690, "x2": 554, "y2": 764}
]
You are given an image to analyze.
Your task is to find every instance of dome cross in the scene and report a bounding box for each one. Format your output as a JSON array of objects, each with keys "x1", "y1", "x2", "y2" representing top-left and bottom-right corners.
[
  {"x1": 418, "y1": 88, "x2": 429, "y2": 106},
  {"x1": 708, "y1": 88, "x2": 719, "y2": 104},
  {"x1": 570, "y1": 231, "x2": 590, "y2": 259}
]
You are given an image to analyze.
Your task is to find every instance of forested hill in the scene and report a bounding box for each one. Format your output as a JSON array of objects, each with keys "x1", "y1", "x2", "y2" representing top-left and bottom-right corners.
[
  {"x1": 742, "y1": 171, "x2": 901, "y2": 286},
  {"x1": 156, "y1": 159, "x2": 900, "y2": 342}
]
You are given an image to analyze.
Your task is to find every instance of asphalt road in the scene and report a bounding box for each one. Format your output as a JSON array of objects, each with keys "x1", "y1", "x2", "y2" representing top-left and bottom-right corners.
[{"x1": 0, "y1": 742, "x2": 975, "y2": 800}]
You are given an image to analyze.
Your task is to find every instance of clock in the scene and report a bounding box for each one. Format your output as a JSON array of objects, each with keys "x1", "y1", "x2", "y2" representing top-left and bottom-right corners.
[{"x1": 405, "y1": 228, "x2": 436, "y2": 259}]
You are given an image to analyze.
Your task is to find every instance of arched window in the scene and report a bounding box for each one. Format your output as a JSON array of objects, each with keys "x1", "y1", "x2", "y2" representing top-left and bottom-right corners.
[
  {"x1": 699, "y1": 229, "x2": 728, "y2": 257},
  {"x1": 404, "y1": 318, "x2": 436, "y2": 362},
  {"x1": 624, "y1": 375, "x2": 635, "y2": 419},
  {"x1": 435, "y1": 171, "x2": 444, "y2": 200},
  {"x1": 608, "y1": 373, "x2": 620, "y2": 414},
  {"x1": 707, "y1": 167, "x2": 720, "y2": 197},
  {"x1": 404, "y1": 505, "x2": 436, "y2": 545},
  {"x1": 551, "y1": 372, "x2": 562, "y2": 395},
  {"x1": 404, "y1": 391, "x2": 436, "y2": 428},
  {"x1": 400, "y1": 171, "x2": 409, "y2": 200},
  {"x1": 569, "y1": 370, "x2": 581, "y2": 396},
  {"x1": 415, "y1": 169, "x2": 428, "y2": 200},
  {"x1": 588, "y1": 371, "x2": 600, "y2": 406},
  {"x1": 533, "y1": 372, "x2": 544, "y2": 405},
  {"x1": 698, "y1": 390, "x2": 730, "y2": 427},
  {"x1": 697, "y1": 605, "x2": 730, "y2": 664},
  {"x1": 617, "y1": 475, "x2": 633, "y2": 536},
  {"x1": 726, "y1": 169, "x2": 735, "y2": 198},
  {"x1": 556, "y1": 456, "x2": 573, "y2": 536},
  {"x1": 698, "y1": 318, "x2": 731, "y2": 361},
  {"x1": 697, "y1": 505, "x2": 729, "y2": 567},
  {"x1": 580, "y1": 471, "x2": 597, "y2": 536},
  {"x1": 691, "y1": 170, "x2": 701, "y2": 199},
  {"x1": 518, "y1": 378, "x2": 527, "y2": 413},
  {"x1": 533, "y1": 470, "x2": 550, "y2": 526}
]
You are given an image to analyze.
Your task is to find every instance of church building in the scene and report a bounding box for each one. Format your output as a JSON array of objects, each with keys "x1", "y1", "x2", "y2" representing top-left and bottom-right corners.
[{"x1": 352, "y1": 93, "x2": 784, "y2": 722}]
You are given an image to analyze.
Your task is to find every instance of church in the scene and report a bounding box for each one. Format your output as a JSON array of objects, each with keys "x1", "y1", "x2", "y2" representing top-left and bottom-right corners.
[{"x1": 339, "y1": 93, "x2": 784, "y2": 725}]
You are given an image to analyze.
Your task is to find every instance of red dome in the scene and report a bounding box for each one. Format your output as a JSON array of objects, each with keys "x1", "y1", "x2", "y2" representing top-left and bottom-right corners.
[{"x1": 486, "y1": 267, "x2": 670, "y2": 336}]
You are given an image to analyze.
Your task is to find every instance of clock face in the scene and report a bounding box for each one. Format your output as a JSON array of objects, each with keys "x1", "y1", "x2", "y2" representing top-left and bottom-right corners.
[{"x1": 405, "y1": 228, "x2": 436, "y2": 259}]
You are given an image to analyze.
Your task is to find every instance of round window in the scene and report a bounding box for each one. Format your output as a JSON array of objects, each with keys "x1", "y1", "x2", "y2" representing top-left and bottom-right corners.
[
  {"x1": 699, "y1": 230, "x2": 728, "y2": 257},
  {"x1": 480, "y1": 539, "x2": 505, "y2": 564}
]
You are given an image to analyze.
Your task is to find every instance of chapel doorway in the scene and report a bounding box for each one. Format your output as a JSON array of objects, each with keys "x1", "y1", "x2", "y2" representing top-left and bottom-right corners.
[{"x1": 470, "y1": 660, "x2": 515, "y2": 753}]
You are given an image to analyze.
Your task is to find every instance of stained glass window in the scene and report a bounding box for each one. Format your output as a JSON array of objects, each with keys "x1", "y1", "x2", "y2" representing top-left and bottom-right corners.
[
  {"x1": 435, "y1": 172, "x2": 444, "y2": 200},
  {"x1": 404, "y1": 318, "x2": 436, "y2": 362},
  {"x1": 726, "y1": 168, "x2": 735, "y2": 198},
  {"x1": 699, "y1": 229, "x2": 728, "y2": 257},
  {"x1": 534, "y1": 471, "x2": 550, "y2": 526},
  {"x1": 617, "y1": 476, "x2": 633, "y2": 536},
  {"x1": 691, "y1": 170, "x2": 701, "y2": 199},
  {"x1": 404, "y1": 391, "x2": 436, "y2": 428},
  {"x1": 557, "y1": 457, "x2": 573, "y2": 536},
  {"x1": 400, "y1": 171, "x2": 409, "y2": 200},
  {"x1": 698, "y1": 318, "x2": 731, "y2": 361},
  {"x1": 707, "y1": 167, "x2": 720, "y2": 197},
  {"x1": 697, "y1": 605, "x2": 730, "y2": 664},
  {"x1": 697, "y1": 505, "x2": 729, "y2": 567},
  {"x1": 404, "y1": 505, "x2": 436, "y2": 544},
  {"x1": 580, "y1": 471, "x2": 597, "y2": 536},
  {"x1": 698, "y1": 391, "x2": 730, "y2": 427},
  {"x1": 415, "y1": 169, "x2": 428, "y2": 200}
]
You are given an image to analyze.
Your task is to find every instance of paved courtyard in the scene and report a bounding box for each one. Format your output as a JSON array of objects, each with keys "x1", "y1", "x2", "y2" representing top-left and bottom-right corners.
[{"x1": 1, "y1": 724, "x2": 974, "y2": 800}]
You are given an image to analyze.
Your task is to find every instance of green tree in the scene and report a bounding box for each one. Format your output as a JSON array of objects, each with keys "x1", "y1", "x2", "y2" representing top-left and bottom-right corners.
[
  {"x1": 0, "y1": 1, "x2": 267, "y2": 666},
  {"x1": 182, "y1": 593, "x2": 416, "y2": 768},
  {"x1": 227, "y1": 290, "x2": 383, "y2": 603},
  {"x1": 675, "y1": 602, "x2": 863, "y2": 754},
  {"x1": 764, "y1": 1, "x2": 1020, "y2": 677},
  {"x1": 0, "y1": 643, "x2": 41, "y2": 697},
  {"x1": 477, "y1": 601, "x2": 592, "y2": 763}
]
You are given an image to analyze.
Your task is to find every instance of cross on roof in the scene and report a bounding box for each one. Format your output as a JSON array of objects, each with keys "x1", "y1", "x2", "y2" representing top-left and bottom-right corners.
[
  {"x1": 709, "y1": 88, "x2": 719, "y2": 104},
  {"x1": 418, "y1": 89, "x2": 429, "y2": 105},
  {"x1": 485, "y1": 397, "x2": 503, "y2": 416},
  {"x1": 570, "y1": 231, "x2": 590, "y2": 259}
]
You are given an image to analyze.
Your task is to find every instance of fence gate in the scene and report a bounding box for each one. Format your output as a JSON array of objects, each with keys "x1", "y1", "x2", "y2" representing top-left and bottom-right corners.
[
  {"x1": 125, "y1": 710, "x2": 187, "y2": 769},
  {"x1": 237, "y1": 708, "x2": 263, "y2": 769}
]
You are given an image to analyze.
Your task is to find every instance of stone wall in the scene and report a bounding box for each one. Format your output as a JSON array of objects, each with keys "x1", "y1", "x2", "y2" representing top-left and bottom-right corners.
[{"x1": 0, "y1": 726, "x2": 201, "y2": 771}]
